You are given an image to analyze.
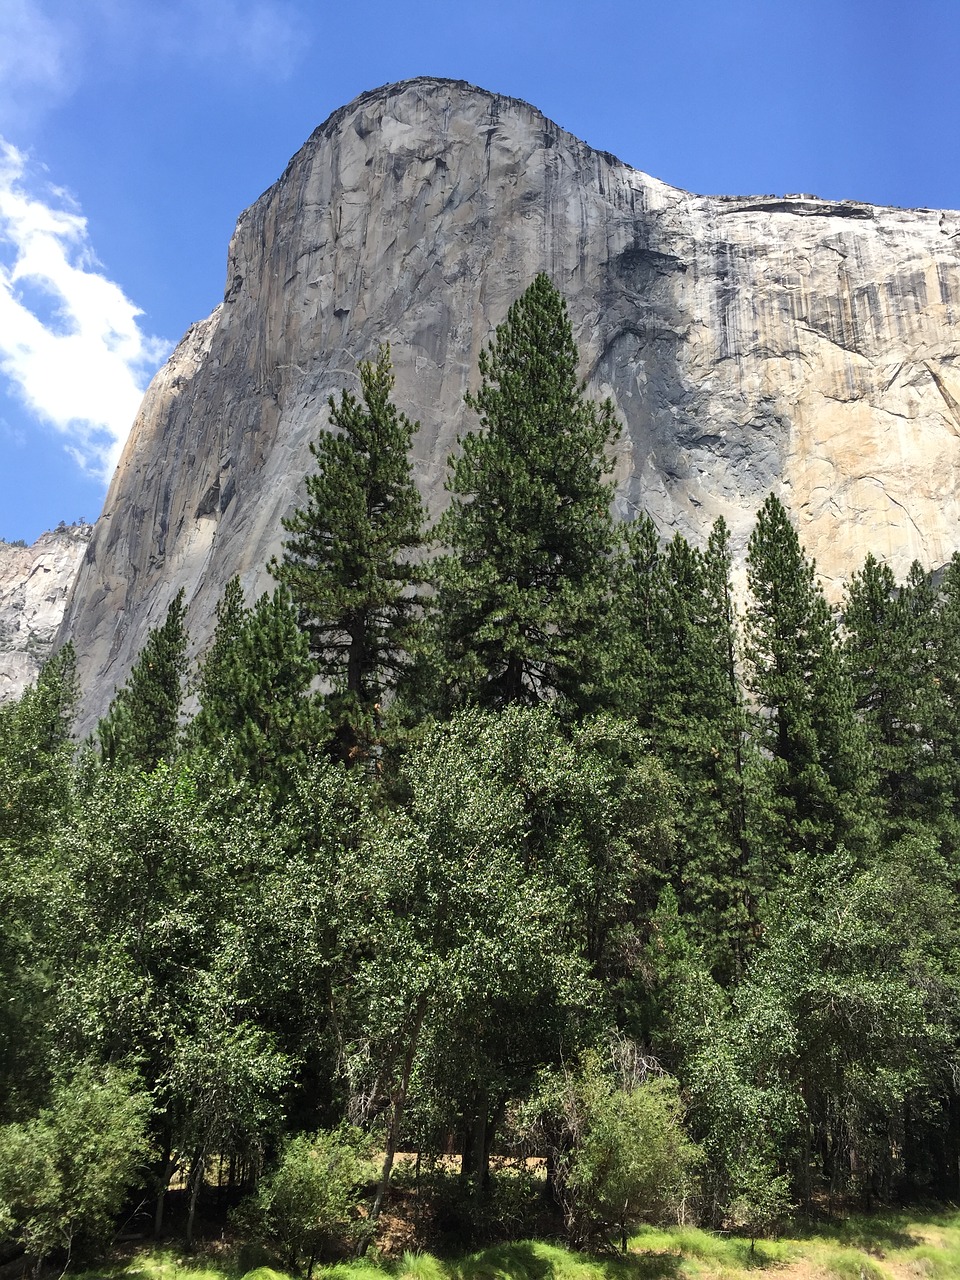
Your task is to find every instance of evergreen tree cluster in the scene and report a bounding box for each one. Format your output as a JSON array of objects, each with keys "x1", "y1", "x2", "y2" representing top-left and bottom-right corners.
[{"x1": 3, "y1": 275, "x2": 960, "y2": 1268}]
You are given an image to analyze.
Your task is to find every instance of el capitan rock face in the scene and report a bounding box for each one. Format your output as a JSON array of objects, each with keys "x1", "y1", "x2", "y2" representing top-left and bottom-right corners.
[{"x1": 58, "y1": 77, "x2": 960, "y2": 733}]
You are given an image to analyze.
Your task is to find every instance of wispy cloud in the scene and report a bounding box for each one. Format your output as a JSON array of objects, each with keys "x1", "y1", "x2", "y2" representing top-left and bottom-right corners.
[
  {"x1": 0, "y1": 0, "x2": 307, "y2": 130},
  {"x1": 0, "y1": 141, "x2": 171, "y2": 480},
  {"x1": 0, "y1": 0, "x2": 74, "y2": 131},
  {"x1": 149, "y1": 0, "x2": 305, "y2": 79},
  {"x1": 68, "y1": 0, "x2": 305, "y2": 83}
]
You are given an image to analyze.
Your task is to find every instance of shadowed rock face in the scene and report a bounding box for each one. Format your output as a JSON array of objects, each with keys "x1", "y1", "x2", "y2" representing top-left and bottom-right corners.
[{"x1": 58, "y1": 77, "x2": 960, "y2": 734}]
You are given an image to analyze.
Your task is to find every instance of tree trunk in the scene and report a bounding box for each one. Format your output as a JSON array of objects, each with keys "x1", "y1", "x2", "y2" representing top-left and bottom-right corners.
[
  {"x1": 153, "y1": 1142, "x2": 176, "y2": 1238},
  {"x1": 364, "y1": 996, "x2": 428, "y2": 1248},
  {"x1": 185, "y1": 1150, "x2": 204, "y2": 1249}
]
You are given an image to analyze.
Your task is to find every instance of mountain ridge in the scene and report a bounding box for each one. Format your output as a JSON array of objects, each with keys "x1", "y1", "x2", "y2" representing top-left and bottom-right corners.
[{"x1": 31, "y1": 76, "x2": 960, "y2": 733}]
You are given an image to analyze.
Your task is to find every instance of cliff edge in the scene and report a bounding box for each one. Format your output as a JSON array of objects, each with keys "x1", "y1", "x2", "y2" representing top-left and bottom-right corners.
[{"x1": 57, "y1": 78, "x2": 960, "y2": 733}]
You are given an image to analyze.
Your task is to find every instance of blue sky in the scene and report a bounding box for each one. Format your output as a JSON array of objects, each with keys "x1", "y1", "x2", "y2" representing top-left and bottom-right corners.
[{"x1": 1, "y1": 0, "x2": 958, "y2": 542}]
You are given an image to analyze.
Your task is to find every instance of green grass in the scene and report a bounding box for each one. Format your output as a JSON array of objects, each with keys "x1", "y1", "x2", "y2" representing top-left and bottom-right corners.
[
  {"x1": 82, "y1": 1208, "x2": 960, "y2": 1280},
  {"x1": 791, "y1": 1207, "x2": 960, "y2": 1279}
]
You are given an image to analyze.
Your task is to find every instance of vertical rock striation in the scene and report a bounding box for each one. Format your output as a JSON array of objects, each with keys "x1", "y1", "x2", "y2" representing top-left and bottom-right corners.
[{"x1": 58, "y1": 78, "x2": 960, "y2": 733}]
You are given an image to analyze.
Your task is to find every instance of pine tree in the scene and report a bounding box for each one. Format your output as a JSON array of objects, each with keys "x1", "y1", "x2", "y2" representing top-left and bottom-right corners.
[
  {"x1": 659, "y1": 524, "x2": 755, "y2": 978},
  {"x1": 0, "y1": 643, "x2": 77, "y2": 855},
  {"x1": 614, "y1": 518, "x2": 755, "y2": 979},
  {"x1": 843, "y1": 555, "x2": 948, "y2": 842},
  {"x1": 270, "y1": 346, "x2": 424, "y2": 763},
  {"x1": 188, "y1": 584, "x2": 325, "y2": 799},
  {"x1": 611, "y1": 512, "x2": 668, "y2": 731},
  {"x1": 97, "y1": 591, "x2": 188, "y2": 771},
  {"x1": 930, "y1": 554, "x2": 960, "y2": 842},
  {"x1": 191, "y1": 575, "x2": 246, "y2": 718},
  {"x1": 431, "y1": 274, "x2": 619, "y2": 714},
  {"x1": 744, "y1": 495, "x2": 872, "y2": 883},
  {"x1": 0, "y1": 645, "x2": 78, "y2": 1118}
]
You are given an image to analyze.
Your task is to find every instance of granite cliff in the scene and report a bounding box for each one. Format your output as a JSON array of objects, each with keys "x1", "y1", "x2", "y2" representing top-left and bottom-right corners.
[
  {"x1": 54, "y1": 77, "x2": 960, "y2": 734},
  {"x1": 0, "y1": 524, "x2": 93, "y2": 703}
]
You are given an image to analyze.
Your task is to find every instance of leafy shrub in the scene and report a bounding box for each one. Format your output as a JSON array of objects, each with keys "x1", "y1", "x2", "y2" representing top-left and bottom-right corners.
[
  {"x1": 724, "y1": 1154, "x2": 792, "y2": 1249},
  {"x1": 525, "y1": 1050, "x2": 700, "y2": 1251},
  {"x1": 0, "y1": 1065, "x2": 151, "y2": 1270},
  {"x1": 237, "y1": 1127, "x2": 370, "y2": 1276}
]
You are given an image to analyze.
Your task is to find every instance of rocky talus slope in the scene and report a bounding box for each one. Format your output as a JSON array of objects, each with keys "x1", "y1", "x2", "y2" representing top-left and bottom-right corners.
[
  {"x1": 0, "y1": 525, "x2": 92, "y2": 703},
  {"x1": 55, "y1": 77, "x2": 960, "y2": 734}
]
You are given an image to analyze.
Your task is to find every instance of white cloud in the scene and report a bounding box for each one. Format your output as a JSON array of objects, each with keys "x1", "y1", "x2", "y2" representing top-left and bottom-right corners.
[{"x1": 0, "y1": 140, "x2": 171, "y2": 480}]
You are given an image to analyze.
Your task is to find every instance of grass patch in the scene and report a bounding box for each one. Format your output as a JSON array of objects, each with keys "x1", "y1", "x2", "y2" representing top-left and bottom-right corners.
[
  {"x1": 815, "y1": 1247, "x2": 888, "y2": 1280},
  {"x1": 82, "y1": 1210, "x2": 960, "y2": 1280},
  {"x1": 631, "y1": 1224, "x2": 791, "y2": 1271},
  {"x1": 103, "y1": 1248, "x2": 249, "y2": 1280}
]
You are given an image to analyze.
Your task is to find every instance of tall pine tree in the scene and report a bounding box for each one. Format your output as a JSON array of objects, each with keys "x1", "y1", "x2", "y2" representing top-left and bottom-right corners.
[
  {"x1": 744, "y1": 495, "x2": 872, "y2": 884},
  {"x1": 97, "y1": 591, "x2": 188, "y2": 772},
  {"x1": 611, "y1": 512, "x2": 667, "y2": 731},
  {"x1": 431, "y1": 274, "x2": 619, "y2": 715},
  {"x1": 188, "y1": 582, "x2": 326, "y2": 800},
  {"x1": 659, "y1": 524, "x2": 755, "y2": 979},
  {"x1": 270, "y1": 346, "x2": 424, "y2": 763},
  {"x1": 843, "y1": 555, "x2": 948, "y2": 843},
  {"x1": 614, "y1": 518, "x2": 755, "y2": 979}
]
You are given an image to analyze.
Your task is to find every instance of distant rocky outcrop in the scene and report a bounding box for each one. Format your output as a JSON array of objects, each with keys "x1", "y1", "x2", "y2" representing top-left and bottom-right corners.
[
  {"x1": 56, "y1": 77, "x2": 960, "y2": 735},
  {"x1": 0, "y1": 524, "x2": 92, "y2": 703}
]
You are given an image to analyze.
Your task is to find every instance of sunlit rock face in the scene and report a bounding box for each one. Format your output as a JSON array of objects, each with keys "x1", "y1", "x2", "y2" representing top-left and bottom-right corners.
[
  {"x1": 59, "y1": 77, "x2": 960, "y2": 733},
  {"x1": 0, "y1": 525, "x2": 92, "y2": 703}
]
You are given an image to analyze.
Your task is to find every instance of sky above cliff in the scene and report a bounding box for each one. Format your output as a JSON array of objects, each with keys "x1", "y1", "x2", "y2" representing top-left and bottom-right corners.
[{"x1": 0, "y1": 0, "x2": 958, "y2": 541}]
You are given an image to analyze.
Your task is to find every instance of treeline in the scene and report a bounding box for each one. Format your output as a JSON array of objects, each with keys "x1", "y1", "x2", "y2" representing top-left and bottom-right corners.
[{"x1": 3, "y1": 275, "x2": 960, "y2": 1269}]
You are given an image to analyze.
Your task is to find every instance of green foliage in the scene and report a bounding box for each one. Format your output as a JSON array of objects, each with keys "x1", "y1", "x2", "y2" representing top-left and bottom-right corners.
[
  {"x1": 0, "y1": 642, "x2": 77, "y2": 852},
  {"x1": 13, "y1": 310, "x2": 960, "y2": 1252},
  {"x1": 0, "y1": 1065, "x2": 151, "y2": 1269},
  {"x1": 724, "y1": 1157, "x2": 792, "y2": 1246},
  {"x1": 843, "y1": 555, "x2": 948, "y2": 843},
  {"x1": 0, "y1": 645, "x2": 78, "y2": 1117},
  {"x1": 271, "y1": 346, "x2": 425, "y2": 762},
  {"x1": 338, "y1": 706, "x2": 675, "y2": 1218},
  {"x1": 48, "y1": 755, "x2": 292, "y2": 1237},
  {"x1": 527, "y1": 1052, "x2": 699, "y2": 1251},
  {"x1": 615, "y1": 518, "x2": 756, "y2": 980},
  {"x1": 744, "y1": 495, "x2": 872, "y2": 879},
  {"x1": 189, "y1": 582, "x2": 327, "y2": 800},
  {"x1": 239, "y1": 1128, "x2": 370, "y2": 1275},
  {"x1": 192, "y1": 575, "x2": 247, "y2": 720},
  {"x1": 431, "y1": 274, "x2": 618, "y2": 715},
  {"x1": 97, "y1": 590, "x2": 188, "y2": 771}
]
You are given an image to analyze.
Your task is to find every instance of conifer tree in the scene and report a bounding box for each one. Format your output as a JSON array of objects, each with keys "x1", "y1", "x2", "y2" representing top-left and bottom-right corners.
[
  {"x1": 432, "y1": 274, "x2": 619, "y2": 714},
  {"x1": 744, "y1": 496, "x2": 872, "y2": 882},
  {"x1": 97, "y1": 591, "x2": 188, "y2": 771},
  {"x1": 270, "y1": 346, "x2": 424, "y2": 763},
  {"x1": 660, "y1": 524, "x2": 755, "y2": 978},
  {"x1": 611, "y1": 513, "x2": 668, "y2": 731},
  {"x1": 615, "y1": 518, "x2": 755, "y2": 978},
  {"x1": 843, "y1": 555, "x2": 948, "y2": 842},
  {"x1": 0, "y1": 645, "x2": 78, "y2": 1118},
  {"x1": 0, "y1": 643, "x2": 77, "y2": 855},
  {"x1": 188, "y1": 584, "x2": 325, "y2": 799},
  {"x1": 191, "y1": 575, "x2": 246, "y2": 718},
  {"x1": 932, "y1": 552, "x2": 960, "y2": 839}
]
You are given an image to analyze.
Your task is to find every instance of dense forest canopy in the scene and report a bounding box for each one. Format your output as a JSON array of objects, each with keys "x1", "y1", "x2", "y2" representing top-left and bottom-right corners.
[{"x1": 3, "y1": 276, "x2": 960, "y2": 1272}]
